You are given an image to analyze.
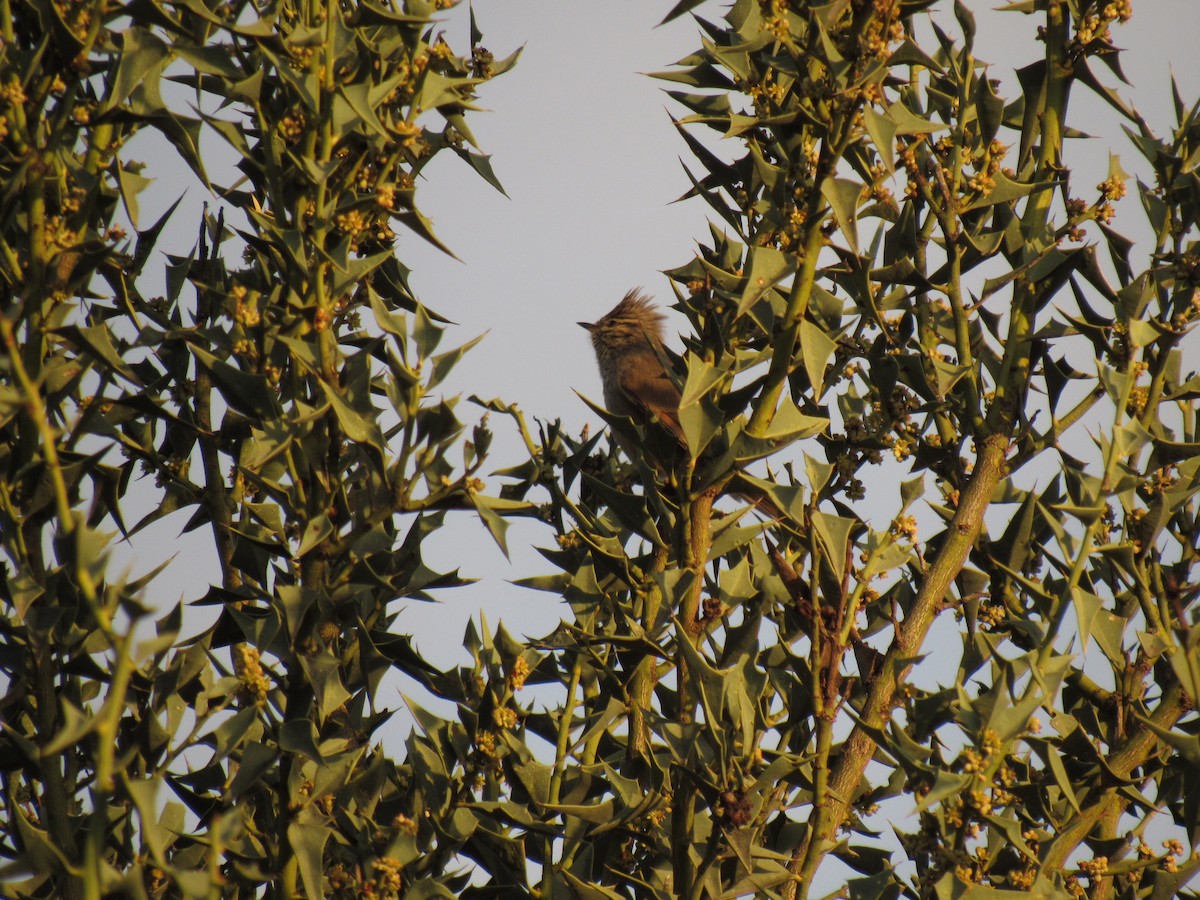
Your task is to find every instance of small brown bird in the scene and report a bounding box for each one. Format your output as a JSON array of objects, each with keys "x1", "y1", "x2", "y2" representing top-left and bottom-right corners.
[
  {"x1": 578, "y1": 289, "x2": 685, "y2": 451},
  {"x1": 580, "y1": 290, "x2": 792, "y2": 524}
]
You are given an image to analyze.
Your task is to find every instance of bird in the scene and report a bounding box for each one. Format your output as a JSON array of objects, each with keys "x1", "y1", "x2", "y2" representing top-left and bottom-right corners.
[
  {"x1": 578, "y1": 288, "x2": 684, "y2": 457},
  {"x1": 580, "y1": 289, "x2": 793, "y2": 525}
]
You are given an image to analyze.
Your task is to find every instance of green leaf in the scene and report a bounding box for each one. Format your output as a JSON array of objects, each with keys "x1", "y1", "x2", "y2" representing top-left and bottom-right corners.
[
  {"x1": 117, "y1": 165, "x2": 154, "y2": 230},
  {"x1": 1165, "y1": 641, "x2": 1200, "y2": 713},
  {"x1": 900, "y1": 476, "x2": 924, "y2": 511},
  {"x1": 395, "y1": 208, "x2": 461, "y2": 259},
  {"x1": 288, "y1": 808, "x2": 330, "y2": 900},
  {"x1": 12, "y1": 805, "x2": 75, "y2": 875},
  {"x1": 962, "y1": 170, "x2": 1054, "y2": 212},
  {"x1": 887, "y1": 40, "x2": 944, "y2": 73},
  {"x1": 56, "y1": 324, "x2": 140, "y2": 385},
  {"x1": 471, "y1": 493, "x2": 514, "y2": 558},
  {"x1": 356, "y1": 0, "x2": 433, "y2": 25},
  {"x1": 1037, "y1": 737, "x2": 1082, "y2": 815},
  {"x1": 735, "y1": 474, "x2": 805, "y2": 524},
  {"x1": 560, "y1": 871, "x2": 626, "y2": 899},
  {"x1": 209, "y1": 706, "x2": 259, "y2": 761},
  {"x1": 811, "y1": 511, "x2": 854, "y2": 571},
  {"x1": 738, "y1": 246, "x2": 796, "y2": 316},
  {"x1": 1069, "y1": 587, "x2": 1105, "y2": 653},
  {"x1": 660, "y1": 0, "x2": 708, "y2": 25},
  {"x1": 297, "y1": 511, "x2": 336, "y2": 561},
  {"x1": 930, "y1": 355, "x2": 972, "y2": 397},
  {"x1": 679, "y1": 354, "x2": 726, "y2": 459},
  {"x1": 679, "y1": 353, "x2": 725, "y2": 408},
  {"x1": 679, "y1": 401, "x2": 723, "y2": 463},
  {"x1": 583, "y1": 474, "x2": 664, "y2": 547},
  {"x1": 510, "y1": 757, "x2": 552, "y2": 806},
  {"x1": 974, "y1": 72, "x2": 1005, "y2": 147},
  {"x1": 805, "y1": 452, "x2": 834, "y2": 493},
  {"x1": 41, "y1": 698, "x2": 99, "y2": 757},
  {"x1": 335, "y1": 81, "x2": 390, "y2": 138},
  {"x1": 452, "y1": 146, "x2": 508, "y2": 196},
  {"x1": 863, "y1": 106, "x2": 897, "y2": 172},
  {"x1": 798, "y1": 319, "x2": 837, "y2": 399},
  {"x1": 315, "y1": 379, "x2": 384, "y2": 453},
  {"x1": 821, "y1": 177, "x2": 861, "y2": 255},
  {"x1": 416, "y1": 70, "x2": 483, "y2": 111},
  {"x1": 430, "y1": 334, "x2": 486, "y2": 390},
  {"x1": 848, "y1": 871, "x2": 896, "y2": 900},
  {"x1": 125, "y1": 777, "x2": 170, "y2": 861},
  {"x1": 152, "y1": 112, "x2": 210, "y2": 188},
  {"x1": 757, "y1": 393, "x2": 828, "y2": 442},
  {"x1": 227, "y1": 742, "x2": 278, "y2": 801},
  {"x1": 544, "y1": 799, "x2": 616, "y2": 825},
  {"x1": 190, "y1": 345, "x2": 279, "y2": 419},
  {"x1": 953, "y1": 0, "x2": 976, "y2": 47},
  {"x1": 919, "y1": 771, "x2": 972, "y2": 810},
  {"x1": 886, "y1": 100, "x2": 950, "y2": 136},
  {"x1": 298, "y1": 652, "x2": 353, "y2": 723},
  {"x1": 279, "y1": 719, "x2": 325, "y2": 763},
  {"x1": 329, "y1": 247, "x2": 392, "y2": 300},
  {"x1": 105, "y1": 28, "x2": 172, "y2": 114}
]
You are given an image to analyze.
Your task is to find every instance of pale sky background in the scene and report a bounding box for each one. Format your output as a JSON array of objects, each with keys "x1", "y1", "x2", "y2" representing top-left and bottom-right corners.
[{"x1": 97, "y1": 0, "x2": 1200, "y2": 888}]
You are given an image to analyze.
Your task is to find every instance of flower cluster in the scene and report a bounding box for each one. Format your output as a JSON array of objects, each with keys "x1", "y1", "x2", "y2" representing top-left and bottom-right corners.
[
  {"x1": 507, "y1": 656, "x2": 530, "y2": 691},
  {"x1": 1069, "y1": 0, "x2": 1133, "y2": 58},
  {"x1": 233, "y1": 644, "x2": 270, "y2": 706}
]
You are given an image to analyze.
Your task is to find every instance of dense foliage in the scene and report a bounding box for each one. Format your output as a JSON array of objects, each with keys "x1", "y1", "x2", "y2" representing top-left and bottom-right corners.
[
  {"x1": 1, "y1": 0, "x2": 1198, "y2": 898},
  {"x1": 0, "y1": 0, "x2": 519, "y2": 896},
  {"x1": 492, "y1": 1, "x2": 1200, "y2": 896}
]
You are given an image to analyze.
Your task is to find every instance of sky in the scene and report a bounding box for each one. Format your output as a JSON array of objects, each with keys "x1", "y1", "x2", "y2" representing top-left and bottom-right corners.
[{"x1": 105, "y1": 0, "x2": 1200, "y2": 733}]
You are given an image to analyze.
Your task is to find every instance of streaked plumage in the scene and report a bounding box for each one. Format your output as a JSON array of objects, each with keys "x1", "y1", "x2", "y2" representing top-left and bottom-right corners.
[
  {"x1": 578, "y1": 289, "x2": 683, "y2": 443},
  {"x1": 580, "y1": 290, "x2": 789, "y2": 523}
]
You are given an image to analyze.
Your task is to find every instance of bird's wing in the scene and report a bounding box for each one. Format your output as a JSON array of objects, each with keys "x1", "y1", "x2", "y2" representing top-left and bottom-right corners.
[{"x1": 617, "y1": 354, "x2": 685, "y2": 444}]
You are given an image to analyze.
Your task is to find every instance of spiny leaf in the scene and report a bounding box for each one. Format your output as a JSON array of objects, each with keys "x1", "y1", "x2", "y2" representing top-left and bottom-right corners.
[{"x1": 821, "y1": 177, "x2": 862, "y2": 255}]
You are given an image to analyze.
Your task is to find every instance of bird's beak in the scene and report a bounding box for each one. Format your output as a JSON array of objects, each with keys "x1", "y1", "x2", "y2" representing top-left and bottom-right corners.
[{"x1": 578, "y1": 321, "x2": 595, "y2": 332}]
